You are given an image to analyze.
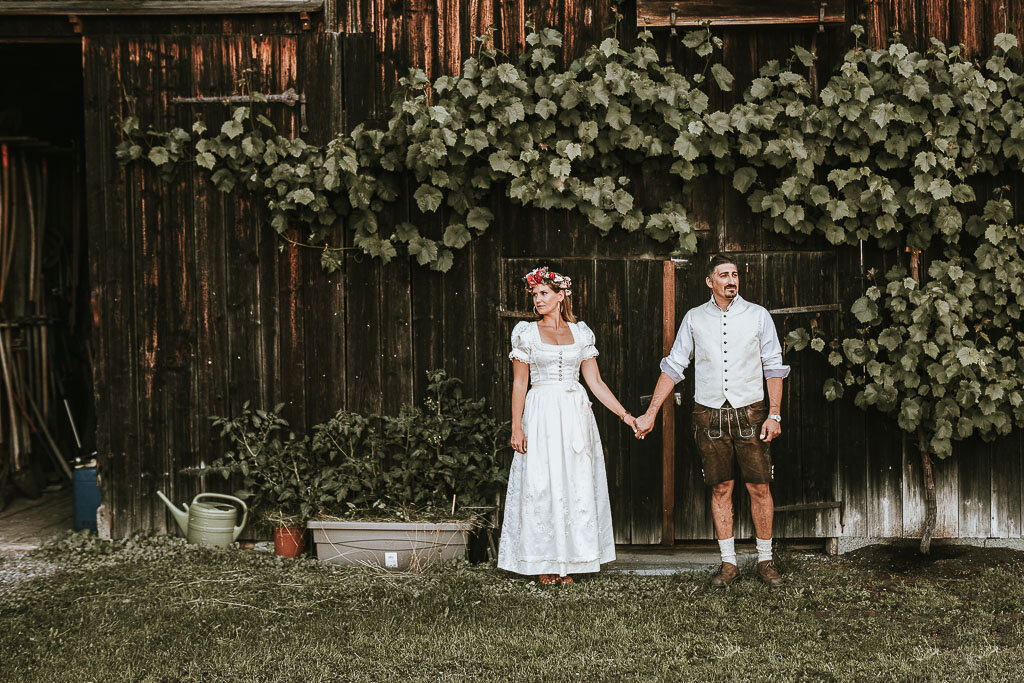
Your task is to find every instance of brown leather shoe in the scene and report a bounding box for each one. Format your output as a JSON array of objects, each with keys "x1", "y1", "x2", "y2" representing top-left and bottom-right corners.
[
  {"x1": 757, "y1": 560, "x2": 783, "y2": 587},
  {"x1": 710, "y1": 562, "x2": 739, "y2": 587}
]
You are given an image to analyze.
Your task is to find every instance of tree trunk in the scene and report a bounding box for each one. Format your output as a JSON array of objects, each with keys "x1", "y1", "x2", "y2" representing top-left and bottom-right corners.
[{"x1": 919, "y1": 434, "x2": 936, "y2": 554}]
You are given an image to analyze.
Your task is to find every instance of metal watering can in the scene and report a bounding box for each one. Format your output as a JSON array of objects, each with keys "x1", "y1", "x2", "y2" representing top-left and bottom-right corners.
[{"x1": 156, "y1": 491, "x2": 248, "y2": 547}]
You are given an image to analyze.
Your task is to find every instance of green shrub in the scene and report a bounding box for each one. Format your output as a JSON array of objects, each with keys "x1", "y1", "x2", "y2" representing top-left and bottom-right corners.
[
  {"x1": 205, "y1": 404, "x2": 317, "y2": 527},
  {"x1": 312, "y1": 370, "x2": 509, "y2": 518},
  {"x1": 207, "y1": 370, "x2": 509, "y2": 524}
]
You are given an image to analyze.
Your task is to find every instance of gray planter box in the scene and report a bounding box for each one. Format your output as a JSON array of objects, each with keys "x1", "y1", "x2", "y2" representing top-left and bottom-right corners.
[{"x1": 307, "y1": 520, "x2": 472, "y2": 570}]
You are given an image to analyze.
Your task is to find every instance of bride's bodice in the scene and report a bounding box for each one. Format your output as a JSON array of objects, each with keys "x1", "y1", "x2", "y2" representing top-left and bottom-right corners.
[{"x1": 509, "y1": 321, "x2": 599, "y2": 385}]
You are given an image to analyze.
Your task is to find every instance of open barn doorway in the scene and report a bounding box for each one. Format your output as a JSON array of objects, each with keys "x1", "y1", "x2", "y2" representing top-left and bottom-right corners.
[{"x1": 0, "y1": 42, "x2": 94, "y2": 545}]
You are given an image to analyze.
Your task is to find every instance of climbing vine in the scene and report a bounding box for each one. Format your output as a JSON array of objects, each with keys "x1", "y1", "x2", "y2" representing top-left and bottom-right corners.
[{"x1": 118, "y1": 25, "x2": 1024, "y2": 490}]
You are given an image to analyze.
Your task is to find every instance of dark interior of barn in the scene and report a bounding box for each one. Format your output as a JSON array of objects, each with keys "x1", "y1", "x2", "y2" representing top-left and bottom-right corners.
[{"x1": 0, "y1": 43, "x2": 95, "y2": 539}]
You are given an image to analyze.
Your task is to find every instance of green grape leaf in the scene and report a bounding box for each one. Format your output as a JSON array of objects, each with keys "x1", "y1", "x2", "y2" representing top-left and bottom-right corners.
[
  {"x1": 414, "y1": 185, "x2": 443, "y2": 213},
  {"x1": 711, "y1": 64, "x2": 734, "y2": 92}
]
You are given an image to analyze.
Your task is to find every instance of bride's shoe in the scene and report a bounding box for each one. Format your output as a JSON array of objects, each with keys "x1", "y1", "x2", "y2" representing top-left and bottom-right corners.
[
  {"x1": 538, "y1": 574, "x2": 559, "y2": 585},
  {"x1": 558, "y1": 575, "x2": 574, "y2": 584}
]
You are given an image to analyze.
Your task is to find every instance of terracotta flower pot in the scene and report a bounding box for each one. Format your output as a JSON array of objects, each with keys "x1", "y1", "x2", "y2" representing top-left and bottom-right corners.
[{"x1": 273, "y1": 526, "x2": 306, "y2": 557}]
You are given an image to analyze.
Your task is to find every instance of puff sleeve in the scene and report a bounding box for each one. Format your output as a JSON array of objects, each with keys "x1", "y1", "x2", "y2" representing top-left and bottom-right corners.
[
  {"x1": 509, "y1": 321, "x2": 531, "y2": 364},
  {"x1": 576, "y1": 321, "x2": 599, "y2": 361}
]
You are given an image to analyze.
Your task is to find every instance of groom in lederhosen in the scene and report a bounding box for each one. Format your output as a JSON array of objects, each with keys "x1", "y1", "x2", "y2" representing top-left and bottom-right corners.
[{"x1": 635, "y1": 254, "x2": 790, "y2": 587}]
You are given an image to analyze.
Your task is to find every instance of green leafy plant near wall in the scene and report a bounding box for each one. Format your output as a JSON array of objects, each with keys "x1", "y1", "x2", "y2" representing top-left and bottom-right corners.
[
  {"x1": 203, "y1": 370, "x2": 508, "y2": 524},
  {"x1": 120, "y1": 25, "x2": 1024, "y2": 551}
]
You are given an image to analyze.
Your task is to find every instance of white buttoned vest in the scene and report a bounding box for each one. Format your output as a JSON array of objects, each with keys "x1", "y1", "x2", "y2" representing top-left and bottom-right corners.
[
  {"x1": 690, "y1": 298, "x2": 765, "y2": 408},
  {"x1": 660, "y1": 295, "x2": 790, "y2": 409}
]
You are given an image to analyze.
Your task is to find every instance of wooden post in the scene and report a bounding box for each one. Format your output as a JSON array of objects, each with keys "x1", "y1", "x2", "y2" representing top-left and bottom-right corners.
[{"x1": 661, "y1": 260, "x2": 676, "y2": 546}]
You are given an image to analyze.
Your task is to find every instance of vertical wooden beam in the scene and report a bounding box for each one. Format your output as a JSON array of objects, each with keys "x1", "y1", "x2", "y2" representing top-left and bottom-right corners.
[
  {"x1": 661, "y1": 259, "x2": 675, "y2": 545},
  {"x1": 865, "y1": 0, "x2": 888, "y2": 49}
]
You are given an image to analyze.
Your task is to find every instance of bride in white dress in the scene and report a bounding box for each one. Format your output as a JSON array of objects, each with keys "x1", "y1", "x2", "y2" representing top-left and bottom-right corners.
[{"x1": 497, "y1": 266, "x2": 637, "y2": 584}]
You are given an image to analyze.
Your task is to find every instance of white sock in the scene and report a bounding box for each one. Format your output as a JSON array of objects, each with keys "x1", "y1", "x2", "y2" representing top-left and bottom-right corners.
[
  {"x1": 756, "y1": 537, "x2": 773, "y2": 563},
  {"x1": 718, "y1": 537, "x2": 737, "y2": 566}
]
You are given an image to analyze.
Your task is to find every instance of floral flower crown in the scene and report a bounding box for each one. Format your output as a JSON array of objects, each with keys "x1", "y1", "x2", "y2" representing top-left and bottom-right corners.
[{"x1": 523, "y1": 266, "x2": 572, "y2": 295}]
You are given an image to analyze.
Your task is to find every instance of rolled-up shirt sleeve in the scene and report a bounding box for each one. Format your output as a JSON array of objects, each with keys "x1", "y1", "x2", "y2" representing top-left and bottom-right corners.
[
  {"x1": 660, "y1": 312, "x2": 695, "y2": 384},
  {"x1": 759, "y1": 309, "x2": 791, "y2": 379}
]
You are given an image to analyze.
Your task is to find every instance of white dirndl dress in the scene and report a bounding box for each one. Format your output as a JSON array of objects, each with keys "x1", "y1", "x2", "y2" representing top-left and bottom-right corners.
[{"x1": 497, "y1": 320, "x2": 616, "y2": 576}]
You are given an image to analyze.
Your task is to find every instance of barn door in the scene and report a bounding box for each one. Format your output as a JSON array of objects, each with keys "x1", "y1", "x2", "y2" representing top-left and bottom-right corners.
[
  {"x1": 670, "y1": 251, "x2": 843, "y2": 540},
  {"x1": 498, "y1": 257, "x2": 667, "y2": 545}
]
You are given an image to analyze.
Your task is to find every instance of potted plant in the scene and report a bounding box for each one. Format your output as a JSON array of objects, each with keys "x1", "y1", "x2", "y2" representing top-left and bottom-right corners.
[
  {"x1": 204, "y1": 403, "x2": 315, "y2": 557},
  {"x1": 306, "y1": 370, "x2": 509, "y2": 570}
]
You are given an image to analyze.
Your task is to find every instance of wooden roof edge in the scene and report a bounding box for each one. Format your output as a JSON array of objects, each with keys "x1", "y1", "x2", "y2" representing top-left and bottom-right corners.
[
  {"x1": 637, "y1": 0, "x2": 845, "y2": 28},
  {"x1": 0, "y1": 1, "x2": 323, "y2": 16}
]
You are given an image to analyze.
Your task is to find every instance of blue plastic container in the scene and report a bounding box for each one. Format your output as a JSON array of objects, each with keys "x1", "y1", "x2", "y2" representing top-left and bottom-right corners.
[{"x1": 73, "y1": 466, "x2": 100, "y2": 532}]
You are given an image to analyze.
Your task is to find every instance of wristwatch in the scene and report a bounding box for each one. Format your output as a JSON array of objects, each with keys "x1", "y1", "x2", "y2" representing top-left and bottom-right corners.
[{"x1": 768, "y1": 414, "x2": 782, "y2": 424}]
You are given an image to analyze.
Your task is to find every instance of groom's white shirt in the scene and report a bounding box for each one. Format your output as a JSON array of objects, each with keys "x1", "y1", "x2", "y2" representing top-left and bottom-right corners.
[{"x1": 660, "y1": 294, "x2": 790, "y2": 409}]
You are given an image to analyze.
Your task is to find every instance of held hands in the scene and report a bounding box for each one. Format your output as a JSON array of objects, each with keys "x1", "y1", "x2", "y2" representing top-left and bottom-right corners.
[
  {"x1": 510, "y1": 425, "x2": 527, "y2": 454},
  {"x1": 760, "y1": 417, "x2": 782, "y2": 442},
  {"x1": 634, "y1": 412, "x2": 656, "y2": 439},
  {"x1": 621, "y1": 412, "x2": 638, "y2": 434}
]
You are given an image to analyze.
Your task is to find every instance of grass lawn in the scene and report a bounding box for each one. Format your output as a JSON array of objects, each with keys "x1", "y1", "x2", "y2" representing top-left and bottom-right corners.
[{"x1": 2, "y1": 533, "x2": 1024, "y2": 681}]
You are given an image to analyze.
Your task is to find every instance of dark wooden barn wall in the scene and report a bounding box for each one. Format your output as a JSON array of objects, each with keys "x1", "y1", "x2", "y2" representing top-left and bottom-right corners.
[
  {"x1": 67, "y1": 1, "x2": 1024, "y2": 539},
  {"x1": 83, "y1": 27, "x2": 354, "y2": 537}
]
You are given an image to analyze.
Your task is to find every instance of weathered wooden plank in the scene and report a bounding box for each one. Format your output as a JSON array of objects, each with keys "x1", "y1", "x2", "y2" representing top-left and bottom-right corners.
[
  {"x1": 410, "y1": 222, "x2": 444, "y2": 403},
  {"x1": 991, "y1": 432, "x2": 1022, "y2": 538},
  {"x1": 179, "y1": 37, "x2": 227, "y2": 497},
  {"x1": 339, "y1": 29, "x2": 383, "y2": 414},
  {"x1": 444, "y1": 234, "x2": 477, "y2": 397},
  {"x1": 902, "y1": 434, "x2": 959, "y2": 538},
  {"x1": 922, "y1": 0, "x2": 952, "y2": 44},
  {"x1": 380, "y1": 255, "x2": 413, "y2": 414},
  {"x1": 83, "y1": 37, "x2": 127, "y2": 535},
  {"x1": 759, "y1": 253, "x2": 797, "y2": 539},
  {"x1": 932, "y1": 447, "x2": 959, "y2": 537},
  {"x1": 298, "y1": 33, "x2": 346, "y2": 425},
  {"x1": 154, "y1": 37, "x2": 200, "y2": 526},
  {"x1": 674, "y1": 262, "x2": 713, "y2": 539},
  {"x1": 472, "y1": 193, "x2": 504, "y2": 410},
  {"x1": 212, "y1": 39, "x2": 271, "y2": 425},
  {"x1": 464, "y1": 0, "x2": 496, "y2": 53},
  {"x1": 793, "y1": 255, "x2": 839, "y2": 537},
  {"x1": 344, "y1": 252, "x2": 382, "y2": 414},
  {"x1": 77, "y1": 11, "x2": 315, "y2": 35},
  {"x1": 888, "y1": 0, "x2": 920, "y2": 46},
  {"x1": 864, "y1": 417, "x2": 903, "y2": 537},
  {"x1": 406, "y1": 0, "x2": 436, "y2": 79},
  {"x1": 369, "y1": 0, "x2": 404, "y2": 119},
  {"x1": 437, "y1": 0, "x2": 463, "y2": 76},
  {"x1": 496, "y1": 0, "x2": 526, "y2": 56},
  {"x1": 637, "y1": 0, "x2": 845, "y2": 27},
  {"x1": 190, "y1": 75, "x2": 229, "y2": 499},
  {"x1": 833, "y1": 244, "x2": 867, "y2": 537},
  {"x1": 126, "y1": 38, "x2": 163, "y2": 531},
  {"x1": 626, "y1": 259, "x2": 664, "y2": 544},
  {"x1": 901, "y1": 438, "x2": 924, "y2": 538},
  {"x1": 586, "y1": 259, "x2": 632, "y2": 544},
  {"x1": 0, "y1": 1, "x2": 325, "y2": 15},
  {"x1": 958, "y1": 439, "x2": 992, "y2": 537}
]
